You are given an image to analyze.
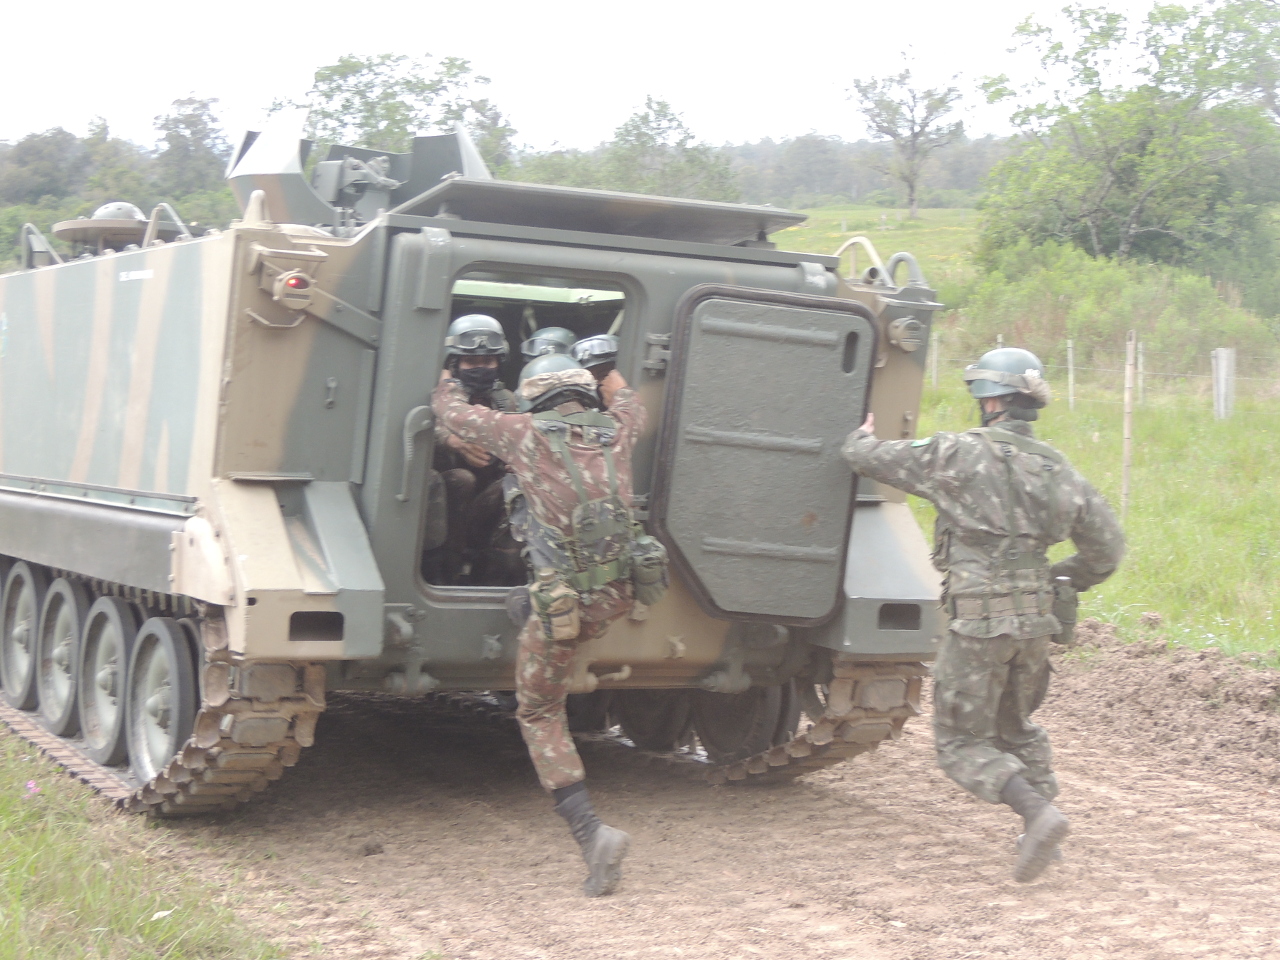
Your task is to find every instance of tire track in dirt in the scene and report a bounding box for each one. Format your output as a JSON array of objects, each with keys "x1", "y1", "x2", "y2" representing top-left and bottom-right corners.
[{"x1": 166, "y1": 637, "x2": 1280, "y2": 960}]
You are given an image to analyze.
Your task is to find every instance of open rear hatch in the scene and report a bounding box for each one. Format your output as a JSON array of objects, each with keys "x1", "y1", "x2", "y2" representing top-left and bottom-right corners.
[{"x1": 650, "y1": 285, "x2": 877, "y2": 624}]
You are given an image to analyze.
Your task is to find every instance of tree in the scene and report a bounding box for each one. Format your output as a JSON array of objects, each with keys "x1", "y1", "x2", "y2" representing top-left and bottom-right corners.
[
  {"x1": 598, "y1": 97, "x2": 739, "y2": 201},
  {"x1": 979, "y1": 1, "x2": 1280, "y2": 298},
  {"x1": 851, "y1": 72, "x2": 963, "y2": 218},
  {"x1": 153, "y1": 98, "x2": 231, "y2": 198},
  {"x1": 0, "y1": 128, "x2": 86, "y2": 204},
  {"x1": 289, "y1": 53, "x2": 517, "y2": 171}
]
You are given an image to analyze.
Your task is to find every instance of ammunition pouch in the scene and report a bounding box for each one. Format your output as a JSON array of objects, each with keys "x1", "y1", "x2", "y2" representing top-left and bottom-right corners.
[
  {"x1": 529, "y1": 570, "x2": 581, "y2": 641},
  {"x1": 948, "y1": 590, "x2": 1053, "y2": 619},
  {"x1": 1050, "y1": 577, "x2": 1078, "y2": 645},
  {"x1": 629, "y1": 532, "x2": 669, "y2": 606}
]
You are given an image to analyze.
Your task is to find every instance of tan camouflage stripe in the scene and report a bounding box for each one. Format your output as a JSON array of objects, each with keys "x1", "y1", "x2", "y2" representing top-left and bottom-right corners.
[
  {"x1": 118, "y1": 249, "x2": 174, "y2": 489},
  {"x1": 69, "y1": 256, "x2": 119, "y2": 482}
]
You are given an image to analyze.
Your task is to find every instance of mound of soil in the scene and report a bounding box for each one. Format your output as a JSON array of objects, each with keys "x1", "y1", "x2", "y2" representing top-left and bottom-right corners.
[{"x1": 163, "y1": 627, "x2": 1280, "y2": 959}]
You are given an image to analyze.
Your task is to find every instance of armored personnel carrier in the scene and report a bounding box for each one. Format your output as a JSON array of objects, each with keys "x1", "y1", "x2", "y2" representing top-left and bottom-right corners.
[{"x1": 0, "y1": 119, "x2": 942, "y2": 814}]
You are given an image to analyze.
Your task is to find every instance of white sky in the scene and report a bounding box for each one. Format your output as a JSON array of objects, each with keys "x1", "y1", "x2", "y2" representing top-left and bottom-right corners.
[{"x1": 1, "y1": 0, "x2": 1161, "y2": 152}]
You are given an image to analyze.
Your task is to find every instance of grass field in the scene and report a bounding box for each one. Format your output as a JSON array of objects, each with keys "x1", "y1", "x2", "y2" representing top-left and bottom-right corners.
[
  {"x1": 774, "y1": 205, "x2": 979, "y2": 309},
  {"x1": 0, "y1": 734, "x2": 281, "y2": 960}
]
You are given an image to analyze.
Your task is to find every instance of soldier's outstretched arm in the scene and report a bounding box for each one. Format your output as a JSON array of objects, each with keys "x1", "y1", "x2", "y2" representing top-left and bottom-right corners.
[
  {"x1": 1050, "y1": 482, "x2": 1126, "y2": 591},
  {"x1": 840, "y1": 422, "x2": 952, "y2": 501},
  {"x1": 432, "y1": 378, "x2": 524, "y2": 463},
  {"x1": 601, "y1": 371, "x2": 647, "y2": 446}
]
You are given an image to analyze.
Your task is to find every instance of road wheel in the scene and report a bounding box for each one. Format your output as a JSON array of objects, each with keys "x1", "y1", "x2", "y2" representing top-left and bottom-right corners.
[
  {"x1": 36, "y1": 578, "x2": 90, "y2": 735},
  {"x1": 78, "y1": 597, "x2": 138, "y2": 765},
  {"x1": 612, "y1": 689, "x2": 693, "y2": 751},
  {"x1": 692, "y1": 681, "x2": 800, "y2": 764},
  {"x1": 126, "y1": 618, "x2": 198, "y2": 784},
  {"x1": 2, "y1": 562, "x2": 49, "y2": 710}
]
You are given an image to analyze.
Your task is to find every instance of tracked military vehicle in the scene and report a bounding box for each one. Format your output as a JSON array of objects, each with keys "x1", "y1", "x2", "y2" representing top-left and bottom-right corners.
[{"x1": 0, "y1": 119, "x2": 942, "y2": 814}]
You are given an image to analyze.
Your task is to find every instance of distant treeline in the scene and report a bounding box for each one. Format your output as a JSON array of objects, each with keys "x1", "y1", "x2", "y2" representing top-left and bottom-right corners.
[{"x1": 0, "y1": 103, "x2": 1007, "y2": 271}]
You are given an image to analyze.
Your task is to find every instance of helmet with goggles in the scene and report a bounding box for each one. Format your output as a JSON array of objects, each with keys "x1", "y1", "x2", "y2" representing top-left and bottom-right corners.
[{"x1": 444, "y1": 314, "x2": 509, "y2": 358}]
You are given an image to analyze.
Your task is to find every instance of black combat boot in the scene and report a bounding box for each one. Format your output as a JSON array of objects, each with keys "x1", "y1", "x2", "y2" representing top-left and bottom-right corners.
[
  {"x1": 553, "y1": 782, "x2": 630, "y2": 897},
  {"x1": 1000, "y1": 774, "x2": 1069, "y2": 883}
]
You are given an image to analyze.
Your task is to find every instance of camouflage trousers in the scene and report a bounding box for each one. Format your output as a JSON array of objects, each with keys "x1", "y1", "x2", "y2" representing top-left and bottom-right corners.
[
  {"x1": 932, "y1": 630, "x2": 1057, "y2": 804},
  {"x1": 515, "y1": 580, "x2": 633, "y2": 792}
]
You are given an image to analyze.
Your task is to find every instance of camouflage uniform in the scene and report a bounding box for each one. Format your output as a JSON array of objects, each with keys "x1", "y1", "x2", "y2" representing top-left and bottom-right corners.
[
  {"x1": 430, "y1": 385, "x2": 518, "y2": 584},
  {"x1": 433, "y1": 380, "x2": 646, "y2": 791},
  {"x1": 842, "y1": 419, "x2": 1124, "y2": 803}
]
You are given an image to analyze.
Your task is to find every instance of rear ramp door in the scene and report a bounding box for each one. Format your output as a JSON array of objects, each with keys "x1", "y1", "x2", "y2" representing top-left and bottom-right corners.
[{"x1": 651, "y1": 285, "x2": 877, "y2": 624}]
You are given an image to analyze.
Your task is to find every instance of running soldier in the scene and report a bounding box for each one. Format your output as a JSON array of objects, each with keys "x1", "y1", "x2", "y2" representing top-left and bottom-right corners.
[
  {"x1": 432, "y1": 353, "x2": 646, "y2": 897},
  {"x1": 841, "y1": 347, "x2": 1124, "y2": 882}
]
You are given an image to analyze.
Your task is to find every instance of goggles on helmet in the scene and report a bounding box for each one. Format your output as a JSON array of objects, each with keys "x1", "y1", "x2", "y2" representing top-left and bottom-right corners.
[
  {"x1": 570, "y1": 334, "x2": 619, "y2": 368},
  {"x1": 445, "y1": 329, "x2": 508, "y2": 354}
]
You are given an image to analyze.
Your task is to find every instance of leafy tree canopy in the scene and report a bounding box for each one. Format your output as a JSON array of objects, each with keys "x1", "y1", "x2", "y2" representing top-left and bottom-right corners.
[
  {"x1": 286, "y1": 53, "x2": 517, "y2": 172},
  {"x1": 979, "y1": 1, "x2": 1280, "y2": 314},
  {"x1": 851, "y1": 71, "x2": 963, "y2": 218}
]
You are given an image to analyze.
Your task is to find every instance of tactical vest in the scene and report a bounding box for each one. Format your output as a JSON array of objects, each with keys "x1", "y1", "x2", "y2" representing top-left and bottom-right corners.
[
  {"x1": 935, "y1": 425, "x2": 1065, "y2": 602},
  {"x1": 509, "y1": 408, "x2": 635, "y2": 594}
]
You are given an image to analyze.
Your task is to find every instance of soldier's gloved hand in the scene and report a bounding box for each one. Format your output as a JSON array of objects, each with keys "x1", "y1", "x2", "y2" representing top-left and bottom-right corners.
[{"x1": 600, "y1": 369, "x2": 627, "y2": 407}]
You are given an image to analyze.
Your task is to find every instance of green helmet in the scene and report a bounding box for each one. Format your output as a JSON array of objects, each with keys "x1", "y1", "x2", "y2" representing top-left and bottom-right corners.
[
  {"x1": 516, "y1": 353, "x2": 599, "y2": 412},
  {"x1": 964, "y1": 347, "x2": 1048, "y2": 406},
  {"x1": 444, "y1": 314, "x2": 509, "y2": 358},
  {"x1": 520, "y1": 327, "x2": 576, "y2": 361}
]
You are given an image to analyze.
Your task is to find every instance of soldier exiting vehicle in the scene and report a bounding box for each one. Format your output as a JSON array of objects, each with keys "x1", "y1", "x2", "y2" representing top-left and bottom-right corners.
[
  {"x1": 841, "y1": 347, "x2": 1124, "y2": 882},
  {"x1": 432, "y1": 353, "x2": 650, "y2": 897}
]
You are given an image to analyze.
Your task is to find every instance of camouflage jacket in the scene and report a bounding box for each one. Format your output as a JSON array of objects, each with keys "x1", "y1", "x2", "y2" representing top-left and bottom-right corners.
[
  {"x1": 842, "y1": 419, "x2": 1124, "y2": 639},
  {"x1": 433, "y1": 384, "x2": 516, "y2": 447},
  {"x1": 432, "y1": 381, "x2": 647, "y2": 592}
]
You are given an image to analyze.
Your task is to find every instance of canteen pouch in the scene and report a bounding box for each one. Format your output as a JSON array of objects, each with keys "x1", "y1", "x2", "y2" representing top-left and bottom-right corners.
[
  {"x1": 529, "y1": 569, "x2": 581, "y2": 641},
  {"x1": 629, "y1": 533, "x2": 670, "y2": 606},
  {"x1": 1051, "y1": 576, "x2": 1078, "y2": 645}
]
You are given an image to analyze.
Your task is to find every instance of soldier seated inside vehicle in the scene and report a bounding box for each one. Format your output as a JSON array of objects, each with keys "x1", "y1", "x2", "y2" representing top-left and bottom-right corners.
[{"x1": 421, "y1": 272, "x2": 628, "y2": 588}]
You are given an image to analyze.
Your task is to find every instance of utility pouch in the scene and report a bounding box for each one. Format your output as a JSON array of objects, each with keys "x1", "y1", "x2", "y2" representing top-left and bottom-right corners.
[
  {"x1": 629, "y1": 533, "x2": 670, "y2": 606},
  {"x1": 529, "y1": 568, "x2": 581, "y2": 641},
  {"x1": 1051, "y1": 576, "x2": 1078, "y2": 645}
]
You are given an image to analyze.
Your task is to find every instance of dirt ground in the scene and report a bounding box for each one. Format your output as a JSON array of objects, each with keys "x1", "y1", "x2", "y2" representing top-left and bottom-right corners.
[{"x1": 167, "y1": 621, "x2": 1280, "y2": 960}]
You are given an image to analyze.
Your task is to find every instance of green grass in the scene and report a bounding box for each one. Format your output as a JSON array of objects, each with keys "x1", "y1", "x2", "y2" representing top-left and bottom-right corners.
[
  {"x1": 0, "y1": 733, "x2": 282, "y2": 960},
  {"x1": 914, "y1": 369, "x2": 1280, "y2": 662},
  {"x1": 774, "y1": 205, "x2": 979, "y2": 310}
]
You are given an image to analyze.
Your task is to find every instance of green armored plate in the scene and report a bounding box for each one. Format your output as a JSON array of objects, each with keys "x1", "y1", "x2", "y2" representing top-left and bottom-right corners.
[{"x1": 651, "y1": 285, "x2": 877, "y2": 623}]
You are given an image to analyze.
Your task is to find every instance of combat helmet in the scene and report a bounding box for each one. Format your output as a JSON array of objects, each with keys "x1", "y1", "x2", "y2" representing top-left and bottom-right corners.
[
  {"x1": 444, "y1": 314, "x2": 509, "y2": 359},
  {"x1": 570, "y1": 334, "x2": 619, "y2": 370},
  {"x1": 520, "y1": 326, "x2": 577, "y2": 361},
  {"x1": 964, "y1": 347, "x2": 1050, "y2": 421},
  {"x1": 516, "y1": 354, "x2": 600, "y2": 413}
]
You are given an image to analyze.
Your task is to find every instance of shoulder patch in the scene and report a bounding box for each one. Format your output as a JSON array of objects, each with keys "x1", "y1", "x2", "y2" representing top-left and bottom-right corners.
[{"x1": 911, "y1": 437, "x2": 934, "y2": 447}]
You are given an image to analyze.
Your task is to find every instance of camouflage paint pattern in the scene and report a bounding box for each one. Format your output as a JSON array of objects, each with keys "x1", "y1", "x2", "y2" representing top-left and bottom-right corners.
[
  {"x1": 842, "y1": 415, "x2": 1123, "y2": 803},
  {"x1": 515, "y1": 580, "x2": 633, "y2": 791}
]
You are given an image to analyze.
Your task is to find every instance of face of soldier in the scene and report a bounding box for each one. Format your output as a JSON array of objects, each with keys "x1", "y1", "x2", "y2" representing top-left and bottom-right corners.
[{"x1": 454, "y1": 355, "x2": 502, "y2": 395}]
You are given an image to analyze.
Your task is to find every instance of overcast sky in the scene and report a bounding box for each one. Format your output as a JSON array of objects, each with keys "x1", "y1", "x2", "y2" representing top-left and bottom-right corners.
[{"x1": 2, "y1": 0, "x2": 1161, "y2": 152}]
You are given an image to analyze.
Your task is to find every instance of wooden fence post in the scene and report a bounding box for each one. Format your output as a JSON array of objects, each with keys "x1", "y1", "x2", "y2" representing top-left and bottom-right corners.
[
  {"x1": 1122, "y1": 331, "x2": 1136, "y2": 521},
  {"x1": 930, "y1": 330, "x2": 939, "y2": 388},
  {"x1": 997, "y1": 333, "x2": 1004, "y2": 348},
  {"x1": 1212, "y1": 347, "x2": 1235, "y2": 419},
  {"x1": 1067, "y1": 340, "x2": 1075, "y2": 412}
]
